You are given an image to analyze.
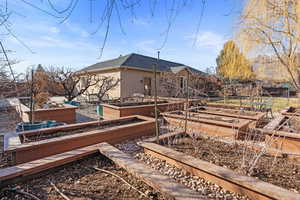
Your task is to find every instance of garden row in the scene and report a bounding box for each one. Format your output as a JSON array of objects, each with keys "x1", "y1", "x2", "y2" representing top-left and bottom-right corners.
[{"x1": 0, "y1": 99, "x2": 299, "y2": 199}]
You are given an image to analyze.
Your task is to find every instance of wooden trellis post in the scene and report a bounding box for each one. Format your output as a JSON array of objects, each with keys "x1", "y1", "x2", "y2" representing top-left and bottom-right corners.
[
  {"x1": 184, "y1": 70, "x2": 189, "y2": 134},
  {"x1": 154, "y1": 51, "x2": 160, "y2": 143}
]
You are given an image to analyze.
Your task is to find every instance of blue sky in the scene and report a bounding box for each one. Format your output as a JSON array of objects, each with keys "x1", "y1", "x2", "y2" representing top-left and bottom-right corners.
[{"x1": 2, "y1": 0, "x2": 244, "y2": 74}]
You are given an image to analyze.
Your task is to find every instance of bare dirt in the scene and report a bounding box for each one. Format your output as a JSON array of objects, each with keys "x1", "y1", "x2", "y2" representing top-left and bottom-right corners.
[
  {"x1": 0, "y1": 155, "x2": 168, "y2": 200},
  {"x1": 23, "y1": 118, "x2": 143, "y2": 143},
  {"x1": 168, "y1": 136, "x2": 300, "y2": 193}
]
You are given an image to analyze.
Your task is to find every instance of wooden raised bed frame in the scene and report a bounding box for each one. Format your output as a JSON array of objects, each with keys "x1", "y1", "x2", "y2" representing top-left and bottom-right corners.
[
  {"x1": 138, "y1": 138, "x2": 300, "y2": 200},
  {"x1": 162, "y1": 110, "x2": 251, "y2": 139},
  {"x1": 256, "y1": 128, "x2": 300, "y2": 155},
  {"x1": 0, "y1": 143, "x2": 205, "y2": 200},
  {"x1": 256, "y1": 115, "x2": 300, "y2": 155},
  {"x1": 15, "y1": 102, "x2": 77, "y2": 124},
  {"x1": 189, "y1": 106, "x2": 265, "y2": 121},
  {"x1": 207, "y1": 102, "x2": 253, "y2": 111},
  {"x1": 102, "y1": 101, "x2": 185, "y2": 120},
  {"x1": 281, "y1": 106, "x2": 300, "y2": 117},
  {"x1": 6, "y1": 115, "x2": 155, "y2": 164}
]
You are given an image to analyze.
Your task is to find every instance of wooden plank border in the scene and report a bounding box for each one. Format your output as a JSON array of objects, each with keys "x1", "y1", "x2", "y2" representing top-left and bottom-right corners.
[
  {"x1": 255, "y1": 128, "x2": 300, "y2": 155},
  {"x1": 139, "y1": 142, "x2": 300, "y2": 200},
  {"x1": 188, "y1": 106, "x2": 266, "y2": 121},
  {"x1": 0, "y1": 142, "x2": 205, "y2": 200},
  {"x1": 98, "y1": 142, "x2": 206, "y2": 200},
  {"x1": 281, "y1": 107, "x2": 300, "y2": 117},
  {"x1": 7, "y1": 115, "x2": 155, "y2": 164},
  {"x1": 0, "y1": 144, "x2": 101, "y2": 188},
  {"x1": 102, "y1": 101, "x2": 185, "y2": 119},
  {"x1": 18, "y1": 115, "x2": 147, "y2": 142},
  {"x1": 162, "y1": 112, "x2": 251, "y2": 139}
]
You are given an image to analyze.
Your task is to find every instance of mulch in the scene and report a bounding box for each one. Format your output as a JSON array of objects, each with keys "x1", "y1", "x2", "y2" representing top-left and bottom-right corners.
[
  {"x1": 23, "y1": 118, "x2": 143, "y2": 143},
  {"x1": 0, "y1": 155, "x2": 168, "y2": 200},
  {"x1": 169, "y1": 135, "x2": 300, "y2": 193}
]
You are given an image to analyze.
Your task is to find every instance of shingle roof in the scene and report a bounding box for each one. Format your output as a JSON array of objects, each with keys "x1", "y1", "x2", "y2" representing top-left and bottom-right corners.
[{"x1": 81, "y1": 53, "x2": 206, "y2": 76}]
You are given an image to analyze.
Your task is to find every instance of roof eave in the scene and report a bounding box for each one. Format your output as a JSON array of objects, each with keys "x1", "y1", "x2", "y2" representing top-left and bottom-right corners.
[{"x1": 79, "y1": 66, "x2": 121, "y2": 74}]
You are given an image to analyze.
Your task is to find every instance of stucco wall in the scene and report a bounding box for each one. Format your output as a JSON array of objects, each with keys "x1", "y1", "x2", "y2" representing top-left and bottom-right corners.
[
  {"x1": 83, "y1": 70, "x2": 121, "y2": 100},
  {"x1": 120, "y1": 67, "x2": 161, "y2": 99},
  {"x1": 80, "y1": 67, "x2": 206, "y2": 100}
]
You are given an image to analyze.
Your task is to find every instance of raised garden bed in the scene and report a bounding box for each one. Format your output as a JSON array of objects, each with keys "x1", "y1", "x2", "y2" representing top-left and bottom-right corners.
[
  {"x1": 5, "y1": 115, "x2": 155, "y2": 164},
  {"x1": 189, "y1": 106, "x2": 265, "y2": 121},
  {"x1": 162, "y1": 110, "x2": 251, "y2": 139},
  {"x1": 256, "y1": 116, "x2": 300, "y2": 155},
  {"x1": 281, "y1": 106, "x2": 300, "y2": 117},
  {"x1": 102, "y1": 101, "x2": 184, "y2": 119},
  {"x1": 207, "y1": 102, "x2": 253, "y2": 111},
  {"x1": 0, "y1": 142, "x2": 206, "y2": 200},
  {"x1": 15, "y1": 101, "x2": 77, "y2": 124},
  {"x1": 145, "y1": 96, "x2": 204, "y2": 106},
  {"x1": 138, "y1": 133, "x2": 300, "y2": 200},
  {"x1": 19, "y1": 118, "x2": 143, "y2": 143},
  {"x1": 0, "y1": 152, "x2": 166, "y2": 200}
]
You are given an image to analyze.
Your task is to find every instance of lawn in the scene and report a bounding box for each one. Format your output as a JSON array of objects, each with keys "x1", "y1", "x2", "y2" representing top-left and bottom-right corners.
[{"x1": 211, "y1": 97, "x2": 300, "y2": 112}]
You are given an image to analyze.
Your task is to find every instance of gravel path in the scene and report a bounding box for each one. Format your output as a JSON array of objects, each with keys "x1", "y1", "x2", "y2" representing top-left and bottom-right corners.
[
  {"x1": 116, "y1": 137, "x2": 249, "y2": 200},
  {"x1": 135, "y1": 153, "x2": 249, "y2": 200}
]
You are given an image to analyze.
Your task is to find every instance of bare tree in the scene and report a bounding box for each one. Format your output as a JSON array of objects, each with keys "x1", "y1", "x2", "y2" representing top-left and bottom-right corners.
[
  {"x1": 0, "y1": 63, "x2": 25, "y2": 98},
  {"x1": 237, "y1": 0, "x2": 300, "y2": 89},
  {"x1": 93, "y1": 76, "x2": 120, "y2": 102},
  {"x1": 48, "y1": 67, "x2": 99, "y2": 101}
]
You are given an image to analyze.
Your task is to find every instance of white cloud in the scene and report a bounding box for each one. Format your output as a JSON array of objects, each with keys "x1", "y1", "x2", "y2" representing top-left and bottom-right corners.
[
  {"x1": 24, "y1": 24, "x2": 60, "y2": 34},
  {"x1": 25, "y1": 35, "x2": 98, "y2": 50},
  {"x1": 188, "y1": 31, "x2": 226, "y2": 52},
  {"x1": 64, "y1": 22, "x2": 90, "y2": 38}
]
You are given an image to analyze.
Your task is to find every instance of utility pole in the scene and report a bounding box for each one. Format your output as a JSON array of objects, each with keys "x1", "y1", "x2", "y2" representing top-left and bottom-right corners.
[
  {"x1": 29, "y1": 68, "x2": 34, "y2": 123},
  {"x1": 154, "y1": 51, "x2": 160, "y2": 143}
]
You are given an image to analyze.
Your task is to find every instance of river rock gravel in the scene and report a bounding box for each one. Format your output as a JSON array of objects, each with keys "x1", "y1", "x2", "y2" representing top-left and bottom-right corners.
[{"x1": 135, "y1": 153, "x2": 249, "y2": 200}]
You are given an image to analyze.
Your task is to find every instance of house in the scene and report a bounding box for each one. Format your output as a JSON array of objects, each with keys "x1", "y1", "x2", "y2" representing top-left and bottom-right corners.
[{"x1": 79, "y1": 53, "x2": 209, "y2": 101}]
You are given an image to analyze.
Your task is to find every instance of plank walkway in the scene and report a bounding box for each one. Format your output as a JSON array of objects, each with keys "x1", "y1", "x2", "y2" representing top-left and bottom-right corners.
[{"x1": 98, "y1": 142, "x2": 206, "y2": 200}]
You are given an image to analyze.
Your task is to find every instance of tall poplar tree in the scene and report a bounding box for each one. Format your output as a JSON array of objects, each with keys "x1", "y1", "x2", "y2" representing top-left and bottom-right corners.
[{"x1": 216, "y1": 40, "x2": 254, "y2": 82}]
